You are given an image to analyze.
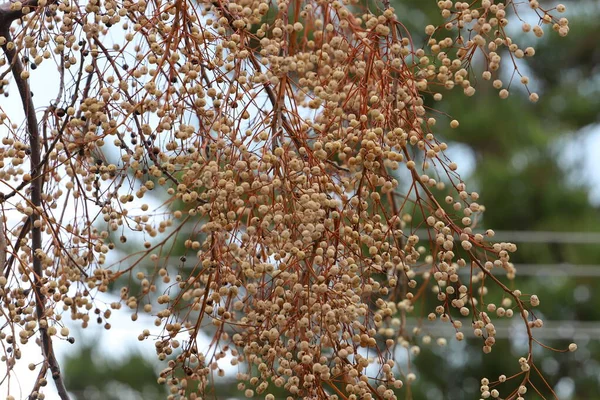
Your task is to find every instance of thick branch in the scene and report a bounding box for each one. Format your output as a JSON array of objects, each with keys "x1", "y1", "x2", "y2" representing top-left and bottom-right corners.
[
  {"x1": 0, "y1": 0, "x2": 43, "y2": 27},
  {"x1": 0, "y1": 27, "x2": 70, "y2": 400}
]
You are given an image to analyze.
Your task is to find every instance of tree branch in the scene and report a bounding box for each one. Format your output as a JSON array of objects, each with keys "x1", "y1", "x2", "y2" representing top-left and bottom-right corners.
[
  {"x1": 0, "y1": 0, "x2": 43, "y2": 27},
  {"x1": 0, "y1": 27, "x2": 71, "y2": 400}
]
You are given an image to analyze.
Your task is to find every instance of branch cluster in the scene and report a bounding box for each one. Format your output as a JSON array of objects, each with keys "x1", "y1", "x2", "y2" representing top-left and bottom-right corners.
[{"x1": 0, "y1": 1, "x2": 574, "y2": 399}]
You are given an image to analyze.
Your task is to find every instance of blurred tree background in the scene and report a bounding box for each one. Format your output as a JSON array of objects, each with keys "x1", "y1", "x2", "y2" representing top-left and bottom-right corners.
[
  {"x1": 64, "y1": 342, "x2": 165, "y2": 400},
  {"x1": 401, "y1": 1, "x2": 600, "y2": 399},
  {"x1": 62, "y1": 1, "x2": 600, "y2": 399}
]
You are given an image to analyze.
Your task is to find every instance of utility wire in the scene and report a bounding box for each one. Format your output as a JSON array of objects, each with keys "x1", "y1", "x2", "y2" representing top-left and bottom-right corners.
[
  {"x1": 412, "y1": 318, "x2": 599, "y2": 340},
  {"x1": 414, "y1": 230, "x2": 600, "y2": 244}
]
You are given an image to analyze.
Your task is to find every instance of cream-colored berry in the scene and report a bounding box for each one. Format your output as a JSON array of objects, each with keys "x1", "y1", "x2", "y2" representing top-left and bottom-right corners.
[
  {"x1": 530, "y1": 295, "x2": 540, "y2": 306},
  {"x1": 568, "y1": 343, "x2": 578, "y2": 352}
]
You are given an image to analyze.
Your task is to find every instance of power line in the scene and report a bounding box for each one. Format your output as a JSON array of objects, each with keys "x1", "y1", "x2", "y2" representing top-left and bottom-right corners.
[
  {"x1": 461, "y1": 263, "x2": 600, "y2": 277},
  {"x1": 414, "y1": 230, "x2": 600, "y2": 244},
  {"x1": 502, "y1": 264, "x2": 600, "y2": 277},
  {"x1": 411, "y1": 318, "x2": 599, "y2": 340},
  {"x1": 483, "y1": 231, "x2": 600, "y2": 244}
]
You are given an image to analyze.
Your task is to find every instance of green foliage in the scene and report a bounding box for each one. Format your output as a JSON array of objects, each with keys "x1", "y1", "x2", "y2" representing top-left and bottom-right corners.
[{"x1": 63, "y1": 339, "x2": 166, "y2": 400}]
